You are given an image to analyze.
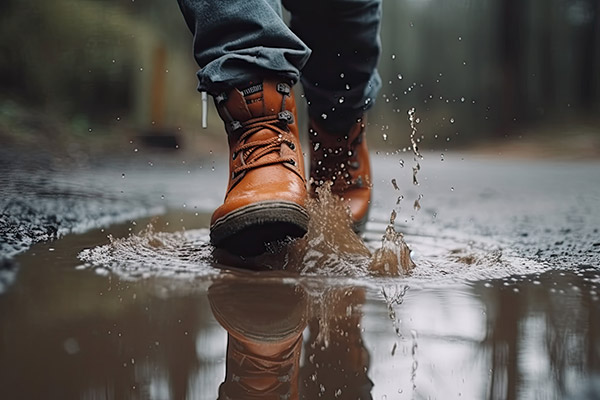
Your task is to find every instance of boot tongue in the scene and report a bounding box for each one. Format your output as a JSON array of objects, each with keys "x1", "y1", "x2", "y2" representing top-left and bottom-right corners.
[
  {"x1": 222, "y1": 82, "x2": 281, "y2": 124},
  {"x1": 232, "y1": 82, "x2": 283, "y2": 148},
  {"x1": 241, "y1": 82, "x2": 281, "y2": 119}
]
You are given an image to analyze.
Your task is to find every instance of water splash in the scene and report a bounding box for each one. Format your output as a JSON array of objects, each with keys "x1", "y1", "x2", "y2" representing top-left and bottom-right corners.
[
  {"x1": 382, "y1": 284, "x2": 410, "y2": 338},
  {"x1": 286, "y1": 185, "x2": 371, "y2": 276},
  {"x1": 410, "y1": 329, "x2": 419, "y2": 394},
  {"x1": 407, "y1": 108, "x2": 423, "y2": 186},
  {"x1": 78, "y1": 185, "x2": 416, "y2": 279},
  {"x1": 289, "y1": 184, "x2": 415, "y2": 277},
  {"x1": 413, "y1": 194, "x2": 423, "y2": 211},
  {"x1": 78, "y1": 223, "x2": 217, "y2": 279},
  {"x1": 369, "y1": 211, "x2": 415, "y2": 276}
]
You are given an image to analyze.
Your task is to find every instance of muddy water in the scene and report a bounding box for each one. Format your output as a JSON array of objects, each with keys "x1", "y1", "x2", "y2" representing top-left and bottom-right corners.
[{"x1": 1, "y1": 154, "x2": 600, "y2": 399}]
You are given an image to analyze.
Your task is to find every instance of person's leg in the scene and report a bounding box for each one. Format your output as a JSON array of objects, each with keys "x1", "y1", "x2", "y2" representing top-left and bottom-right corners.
[
  {"x1": 176, "y1": 0, "x2": 311, "y2": 95},
  {"x1": 176, "y1": 0, "x2": 312, "y2": 254},
  {"x1": 282, "y1": 0, "x2": 382, "y2": 132},
  {"x1": 283, "y1": 0, "x2": 383, "y2": 230}
]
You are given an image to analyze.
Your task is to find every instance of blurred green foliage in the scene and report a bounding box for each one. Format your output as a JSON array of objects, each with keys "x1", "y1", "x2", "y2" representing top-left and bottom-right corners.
[
  {"x1": 0, "y1": 0, "x2": 137, "y2": 119},
  {"x1": 0, "y1": 0, "x2": 598, "y2": 153}
]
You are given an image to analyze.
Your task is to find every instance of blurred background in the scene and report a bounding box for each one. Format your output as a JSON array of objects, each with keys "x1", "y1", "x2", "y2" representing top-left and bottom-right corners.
[{"x1": 0, "y1": 0, "x2": 599, "y2": 158}]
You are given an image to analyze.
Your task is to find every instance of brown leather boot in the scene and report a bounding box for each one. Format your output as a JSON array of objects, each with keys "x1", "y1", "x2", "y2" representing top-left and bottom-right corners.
[
  {"x1": 211, "y1": 80, "x2": 308, "y2": 255},
  {"x1": 309, "y1": 117, "x2": 372, "y2": 231},
  {"x1": 209, "y1": 279, "x2": 307, "y2": 399}
]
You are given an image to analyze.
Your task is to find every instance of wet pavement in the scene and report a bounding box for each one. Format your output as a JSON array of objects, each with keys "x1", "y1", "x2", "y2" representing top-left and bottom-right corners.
[{"x1": 1, "y1": 148, "x2": 600, "y2": 399}]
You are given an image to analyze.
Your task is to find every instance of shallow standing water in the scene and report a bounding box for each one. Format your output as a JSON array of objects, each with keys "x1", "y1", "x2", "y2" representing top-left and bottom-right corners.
[{"x1": 1, "y1": 152, "x2": 600, "y2": 399}]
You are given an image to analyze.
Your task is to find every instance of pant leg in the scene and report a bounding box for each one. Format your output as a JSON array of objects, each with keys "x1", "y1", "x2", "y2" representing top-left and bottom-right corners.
[
  {"x1": 283, "y1": 0, "x2": 383, "y2": 133},
  {"x1": 177, "y1": 0, "x2": 311, "y2": 95}
]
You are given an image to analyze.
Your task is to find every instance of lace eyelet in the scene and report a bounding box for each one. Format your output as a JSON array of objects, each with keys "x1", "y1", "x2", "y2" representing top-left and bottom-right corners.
[{"x1": 278, "y1": 110, "x2": 294, "y2": 124}]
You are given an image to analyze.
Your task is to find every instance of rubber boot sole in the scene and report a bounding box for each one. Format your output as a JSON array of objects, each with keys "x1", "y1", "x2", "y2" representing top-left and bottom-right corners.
[{"x1": 210, "y1": 201, "x2": 309, "y2": 256}]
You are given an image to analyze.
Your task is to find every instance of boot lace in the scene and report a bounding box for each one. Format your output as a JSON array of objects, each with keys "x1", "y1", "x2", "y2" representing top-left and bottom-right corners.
[
  {"x1": 221, "y1": 335, "x2": 301, "y2": 400},
  {"x1": 232, "y1": 115, "x2": 297, "y2": 178}
]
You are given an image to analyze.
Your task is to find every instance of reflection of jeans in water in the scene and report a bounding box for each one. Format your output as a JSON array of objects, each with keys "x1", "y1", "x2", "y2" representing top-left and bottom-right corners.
[{"x1": 176, "y1": 0, "x2": 383, "y2": 132}]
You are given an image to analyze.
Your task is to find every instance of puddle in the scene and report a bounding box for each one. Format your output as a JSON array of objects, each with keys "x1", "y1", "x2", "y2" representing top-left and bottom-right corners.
[
  {"x1": 2, "y1": 213, "x2": 599, "y2": 399},
  {"x1": 77, "y1": 184, "x2": 549, "y2": 288},
  {"x1": 78, "y1": 185, "x2": 416, "y2": 280}
]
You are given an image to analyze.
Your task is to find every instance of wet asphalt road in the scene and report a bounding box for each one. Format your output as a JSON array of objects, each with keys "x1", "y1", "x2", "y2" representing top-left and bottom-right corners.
[
  {"x1": 2, "y1": 148, "x2": 599, "y2": 269},
  {"x1": 1, "y1": 148, "x2": 600, "y2": 399}
]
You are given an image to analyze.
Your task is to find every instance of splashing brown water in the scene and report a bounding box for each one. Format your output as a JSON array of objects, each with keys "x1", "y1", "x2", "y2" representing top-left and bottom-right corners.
[
  {"x1": 81, "y1": 184, "x2": 416, "y2": 278},
  {"x1": 282, "y1": 184, "x2": 415, "y2": 276},
  {"x1": 408, "y1": 107, "x2": 422, "y2": 186}
]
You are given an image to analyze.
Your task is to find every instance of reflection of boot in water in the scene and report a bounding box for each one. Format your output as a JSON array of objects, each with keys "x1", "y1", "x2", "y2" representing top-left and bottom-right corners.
[
  {"x1": 301, "y1": 287, "x2": 373, "y2": 400},
  {"x1": 208, "y1": 278, "x2": 308, "y2": 399}
]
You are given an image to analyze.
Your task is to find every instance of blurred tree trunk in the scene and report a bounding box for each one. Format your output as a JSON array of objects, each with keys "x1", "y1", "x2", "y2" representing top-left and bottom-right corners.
[
  {"x1": 580, "y1": 0, "x2": 599, "y2": 110},
  {"x1": 539, "y1": 0, "x2": 556, "y2": 116},
  {"x1": 498, "y1": 0, "x2": 523, "y2": 134}
]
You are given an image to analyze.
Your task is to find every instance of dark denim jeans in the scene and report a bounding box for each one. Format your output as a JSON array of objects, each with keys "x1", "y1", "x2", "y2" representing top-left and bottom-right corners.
[{"x1": 177, "y1": 0, "x2": 382, "y2": 132}]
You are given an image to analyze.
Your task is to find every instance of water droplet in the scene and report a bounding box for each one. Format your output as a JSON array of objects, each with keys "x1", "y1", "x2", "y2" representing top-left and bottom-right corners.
[
  {"x1": 391, "y1": 54, "x2": 396, "y2": 59},
  {"x1": 338, "y1": 97, "x2": 345, "y2": 104},
  {"x1": 121, "y1": 173, "x2": 125, "y2": 179},
  {"x1": 450, "y1": 118, "x2": 455, "y2": 124},
  {"x1": 390, "y1": 209, "x2": 397, "y2": 224},
  {"x1": 413, "y1": 194, "x2": 422, "y2": 211},
  {"x1": 397, "y1": 74, "x2": 403, "y2": 80},
  {"x1": 321, "y1": 113, "x2": 328, "y2": 120},
  {"x1": 391, "y1": 179, "x2": 400, "y2": 191},
  {"x1": 383, "y1": 133, "x2": 388, "y2": 141},
  {"x1": 412, "y1": 162, "x2": 420, "y2": 186}
]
